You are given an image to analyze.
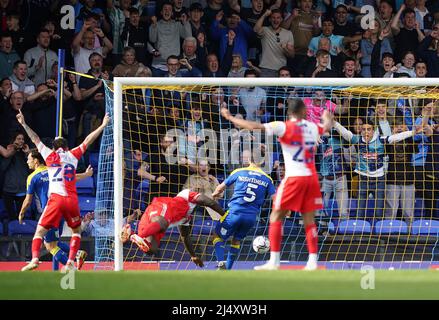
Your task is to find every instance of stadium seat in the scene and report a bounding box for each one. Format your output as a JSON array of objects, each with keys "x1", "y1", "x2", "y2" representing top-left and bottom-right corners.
[
  {"x1": 78, "y1": 196, "x2": 96, "y2": 212},
  {"x1": 414, "y1": 198, "x2": 424, "y2": 217},
  {"x1": 328, "y1": 221, "x2": 335, "y2": 234},
  {"x1": 8, "y1": 220, "x2": 37, "y2": 236},
  {"x1": 191, "y1": 218, "x2": 215, "y2": 235},
  {"x1": 324, "y1": 199, "x2": 338, "y2": 218},
  {"x1": 0, "y1": 199, "x2": 7, "y2": 219},
  {"x1": 349, "y1": 198, "x2": 358, "y2": 217},
  {"x1": 337, "y1": 220, "x2": 372, "y2": 234},
  {"x1": 374, "y1": 220, "x2": 408, "y2": 234},
  {"x1": 366, "y1": 198, "x2": 378, "y2": 218},
  {"x1": 89, "y1": 152, "x2": 100, "y2": 170},
  {"x1": 76, "y1": 176, "x2": 95, "y2": 195},
  {"x1": 0, "y1": 221, "x2": 2, "y2": 235},
  {"x1": 411, "y1": 220, "x2": 439, "y2": 235},
  {"x1": 216, "y1": 174, "x2": 225, "y2": 183},
  {"x1": 283, "y1": 218, "x2": 295, "y2": 235}
]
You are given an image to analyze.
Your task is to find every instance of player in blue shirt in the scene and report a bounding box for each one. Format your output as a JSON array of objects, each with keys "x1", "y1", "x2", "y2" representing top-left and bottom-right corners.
[
  {"x1": 18, "y1": 149, "x2": 90, "y2": 270},
  {"x1": 211, "y1": 159, "x2": 276, "y2": 270}
]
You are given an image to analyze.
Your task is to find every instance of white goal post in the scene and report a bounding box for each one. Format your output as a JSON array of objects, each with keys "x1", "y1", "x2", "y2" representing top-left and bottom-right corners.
[{"x1": 112, "y1": 77, "x2": 438, "y2": 271}]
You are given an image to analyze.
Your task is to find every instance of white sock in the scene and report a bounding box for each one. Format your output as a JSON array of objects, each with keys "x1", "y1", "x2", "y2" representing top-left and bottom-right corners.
[
  {"x1": 307, "y1": 253, "x2": 318, "y2": 264},
  {"x1": 269, "y1": 252, "x2": 280, "y2": 266}
]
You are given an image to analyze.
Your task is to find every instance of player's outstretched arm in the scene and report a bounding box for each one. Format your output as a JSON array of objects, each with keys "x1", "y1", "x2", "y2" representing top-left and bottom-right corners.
[
  {"x1": 76, "y1": 165, "x2": 94, "y2": 181},
  {"x1": 211, "y1": 182, "x2": 226, "y2": 200},
  {"x1": 195, "y1": 194, "x2": 226, "y2": 217},
  {"x1": 178, "y1": 225, "x2": 204, "y2": 267},
  {"x1": 81, "y1": 113, "x2": 111, "y2": 149},
  {"x1": 221, "y1": 107, "x2": 266, "y2": 130},
  {"x1": 321, "y1": 110, "x2": 334, "y2": 133},
  {"x1": 16, "y1": 110, "x2": 41, "y2": 146}
]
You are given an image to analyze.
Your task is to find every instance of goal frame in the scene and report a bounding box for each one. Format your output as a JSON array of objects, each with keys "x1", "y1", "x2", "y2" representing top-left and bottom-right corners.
[{"x1": 112, "y1": 77, "x2": 438, "y2": 271}]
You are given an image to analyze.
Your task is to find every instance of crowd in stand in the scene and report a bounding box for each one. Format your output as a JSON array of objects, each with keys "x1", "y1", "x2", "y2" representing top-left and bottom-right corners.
[{"x1": 0, "y1": 0, "x2": 439, "y2": 238}]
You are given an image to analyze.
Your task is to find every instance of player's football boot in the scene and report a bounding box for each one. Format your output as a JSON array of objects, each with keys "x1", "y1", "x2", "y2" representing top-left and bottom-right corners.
[
  {"x1": 120, "y1": 224, "x2": 133, "y2": 243},
  {"x1": 62, "y1": 260, "x2": 77, "y2": 272},
  {"x1": 130, "y1": 234, "x2": 151, "y2": 252},
  {"x1": 254, "y1": 262, "x2": 279, "y2": 271},
  {"x1": 217, "y1": 261, "x2": 226, "y2": 270},
  {"x1": 76, "y1": 250, "x2": 88, "y2": 270},
  {"x1": 21, "y1": 258, "x2": 39, "y2": 271},
  {"x1": 303, "y1": 261, "x2": 318, "y2": 271}
]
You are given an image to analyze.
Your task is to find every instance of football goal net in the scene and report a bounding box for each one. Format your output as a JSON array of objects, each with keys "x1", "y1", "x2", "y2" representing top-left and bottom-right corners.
[{"x1": 95, "y1": 77, "x2": 439, "y2": 271}]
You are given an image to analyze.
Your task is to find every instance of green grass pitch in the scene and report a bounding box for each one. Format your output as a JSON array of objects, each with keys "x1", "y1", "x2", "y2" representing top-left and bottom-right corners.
[{"x1": 1, "y1": 270, "x2": 439, "y2": 300}]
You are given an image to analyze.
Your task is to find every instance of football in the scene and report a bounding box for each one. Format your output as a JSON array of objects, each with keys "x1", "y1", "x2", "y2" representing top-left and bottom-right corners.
[{"x1": 252, "y1": 236, "x2": 270, "y2": 254}]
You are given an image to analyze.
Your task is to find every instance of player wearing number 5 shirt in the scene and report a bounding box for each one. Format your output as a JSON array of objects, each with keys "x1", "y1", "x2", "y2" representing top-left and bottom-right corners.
[
  {"x1": 221, "y1": 99, "x2": 333, "y2": 271},
  {"x1": 17, "y1": 109, "x2": 110, "y2": 271}
]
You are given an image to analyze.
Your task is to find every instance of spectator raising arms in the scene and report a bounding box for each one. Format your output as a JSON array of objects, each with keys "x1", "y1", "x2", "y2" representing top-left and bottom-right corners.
[
  {"x1": 416, "y1": 22, "x2": 439, "y2": 77},
  {"x1": 72, "y1": 20, "x2": 113, "y2": 75},
  {"x1": 361, "y1": 20, "x2": 393, "y2": 77},
  {"x1": 149, "y1": 2, "x2": 192, "y2": 71},
  {"x1": 308, "y1": 17, "x2": 362, "y2": 58},
  {"x1": 254, "y1": 9, "x2": 295, "y2": 77},
  {"x1": 391, "y1": 4, "x2": 425, "y2": 63},
  {"x1": 211, "y1": 10, "x2": 253, "y2": 63}
]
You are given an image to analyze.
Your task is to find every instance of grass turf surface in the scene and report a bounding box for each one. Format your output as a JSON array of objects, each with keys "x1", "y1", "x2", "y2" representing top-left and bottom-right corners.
[{"x1": 1, "y1": 270, "x2": 438, "y2": 300}]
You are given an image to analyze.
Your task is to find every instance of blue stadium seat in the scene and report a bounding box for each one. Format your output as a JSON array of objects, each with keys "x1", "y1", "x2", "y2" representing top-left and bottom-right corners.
[
  {"x1": 414, "y1": 198, "x2": 424, "y2": 217},
  {"x1": 78, "y1": 196, "x2": 96, "y2": 212},
  {"x1": 328, "y1": 221, "x2": 335, "y2": 234},
  {"x1": 338, "y1": 220, "x2": 372, "y2": 234},
  {"x1": 89, "y1": 152, "x2": 100, "y2": 170},
  {"x1": 191, "y1": 218, "x2": 215, "y2": 235},
  {"x1": 283, "y1": 218, "x2": 295, "y2": 235},
  {"x1": 366, "y1": 198, "x2": 378, "y2": 218},
  {"x1": 411, "y1": 220, "x2": 439, "y2": 235},
  {"x1": 349, "y1": 198, "x2": 358, "y2": 216},
  {"x1": 374, "y1": 220, "x2": 408, "y2": 234},
  {"x1": 324, "y1": 199, "x2": 338, "y2": 218},
  {"x1": 0, "y1": 199, "x2": 7, "y2": 219},
  {"x1": 216, "y1": 174, "x2": 225, "y2": 183},
  {"x1": 8, "y1": 220, "x2": 37, "y2": 236},
  {"x1": 76, "y1": 176, "x2": 95, "y2": 195},
  {"x1": 0, "y1": 221, "x2": 2, "y2": 234}
]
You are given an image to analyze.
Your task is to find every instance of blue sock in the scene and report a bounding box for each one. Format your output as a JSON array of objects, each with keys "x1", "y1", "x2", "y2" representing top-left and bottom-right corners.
[
  {"x1": 226, "y1": 244, "x2": 240, "y2": 270},
  {"x1": 52, "y1": 257, "x2": 59, "y2": 271},
  {"x1": 50, "y1": 247, "x2": 69, "y2": 266},
  {"x1": 213, "y1": 237, "x2": 225, "y2": 262},
  {"x1": 58, "y1": 241, "x2": 70, "y2": 255}
]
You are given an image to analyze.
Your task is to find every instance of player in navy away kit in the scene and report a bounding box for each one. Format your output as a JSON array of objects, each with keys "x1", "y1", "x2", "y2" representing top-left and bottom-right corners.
[
  {"x1": 211, "y1": 158, "x2": 276, "y2": 270},
  {"x1": 18, "y1": 149, "x2": 92, "y2": 270}
]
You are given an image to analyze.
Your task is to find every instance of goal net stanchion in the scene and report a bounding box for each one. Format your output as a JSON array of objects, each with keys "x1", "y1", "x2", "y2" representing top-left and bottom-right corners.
[{"x1": 96, "y1": 77, "x2": 439, "y2": 271}]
